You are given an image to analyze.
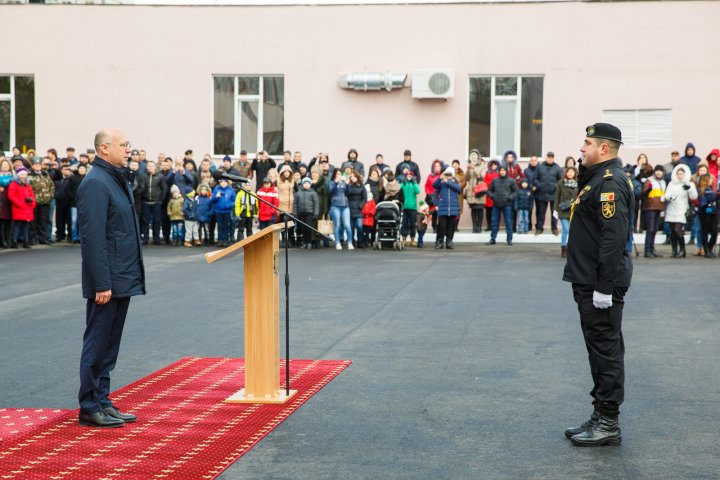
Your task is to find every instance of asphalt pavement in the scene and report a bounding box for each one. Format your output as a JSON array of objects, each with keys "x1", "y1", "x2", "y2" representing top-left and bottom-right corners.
[{"x1": 0, "y1": 242, "x2": 718, "y2": 480}]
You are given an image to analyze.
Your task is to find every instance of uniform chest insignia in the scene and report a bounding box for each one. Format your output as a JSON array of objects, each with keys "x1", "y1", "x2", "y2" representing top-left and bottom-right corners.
[
  {"x1": 601, "y1": 201, "x2": 616, "y2": 218},
  {"x1": 570, "y1": 185, "x2": 592, "y2": 221},
  {"x1": 600, "y1": 192, "x2": 615, "y2": 202},
  {"x1": 604, "y1": 169, "x2": 613, "y2": 179}
]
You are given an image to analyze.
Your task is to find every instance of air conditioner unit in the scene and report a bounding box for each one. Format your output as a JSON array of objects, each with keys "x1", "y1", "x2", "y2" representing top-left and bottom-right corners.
[{"x1": 411, "y1": 69, "x2": 454, "y2": 99}]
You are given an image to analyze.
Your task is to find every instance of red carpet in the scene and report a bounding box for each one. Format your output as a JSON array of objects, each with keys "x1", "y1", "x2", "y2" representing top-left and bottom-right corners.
[{"x1": 0, "y1": 357, "x2": 350, "y2": 479}]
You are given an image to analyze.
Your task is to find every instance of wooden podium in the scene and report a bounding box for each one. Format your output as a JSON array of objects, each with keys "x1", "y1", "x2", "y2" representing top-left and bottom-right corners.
[{"x1": 205, "y1": 222, "x2": 297, "y2": 404}]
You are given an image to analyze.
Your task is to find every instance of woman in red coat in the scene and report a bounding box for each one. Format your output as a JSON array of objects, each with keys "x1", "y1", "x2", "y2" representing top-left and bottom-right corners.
[{"x1": 8, "y1": 166, "x2": 36, "y2": 248}]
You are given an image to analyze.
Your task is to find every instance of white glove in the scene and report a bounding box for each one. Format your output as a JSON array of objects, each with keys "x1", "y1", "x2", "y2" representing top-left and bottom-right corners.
[
  {"x1": 593, "y1": 291, "x2": 612, "y2": 309},
  {"x1": 552, "y1": 210, "x2": 559, "y2": 220}
]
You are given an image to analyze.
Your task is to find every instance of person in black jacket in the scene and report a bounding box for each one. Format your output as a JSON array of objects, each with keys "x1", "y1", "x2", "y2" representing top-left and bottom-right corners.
[
  {"x1": 77, "y1": 128, "x2": 145, "y2": 428},
  {"x1": 394, "y1": 149, "x2": 421, "y2": 183},
  {"x1": 533, "y1": 152, "x2": 564, "y2": 235},
  {"x1": 486, "y1": 166, "x2": 518, "y2": 246},
  {"x1": 563, "y1": 123, "x2": 633, "y2": 447},
  {"x1": 137, "y1": 161, "x2": 167, "y2": 245},
  {"x1": 54, "y1": 163, "x2": 76, "y2": 242}
]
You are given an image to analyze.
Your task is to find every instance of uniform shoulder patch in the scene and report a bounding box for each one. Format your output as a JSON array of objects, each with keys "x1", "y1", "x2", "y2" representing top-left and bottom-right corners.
[
  {"x1": 600, "y1": 192, "x2": 615, "y2": 202},
  {"x1": 601, "y1": 201, "x2": 615, "y2": 218}
]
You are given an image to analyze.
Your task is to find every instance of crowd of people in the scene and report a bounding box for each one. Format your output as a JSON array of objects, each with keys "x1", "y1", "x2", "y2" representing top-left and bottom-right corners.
[{"x1": 1, "y1": 143, "x2": 718, "y2": 258}]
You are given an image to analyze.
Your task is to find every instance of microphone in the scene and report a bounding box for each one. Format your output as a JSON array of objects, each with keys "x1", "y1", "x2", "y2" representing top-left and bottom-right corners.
[{"x1": 212, "y1": 170, "x2": 250, "y2": 184}]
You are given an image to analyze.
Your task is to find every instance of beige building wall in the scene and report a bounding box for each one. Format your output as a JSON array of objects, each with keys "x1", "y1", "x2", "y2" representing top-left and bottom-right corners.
[{"x1": 1, "y1": 1, "x2": 719, "y2": 172}]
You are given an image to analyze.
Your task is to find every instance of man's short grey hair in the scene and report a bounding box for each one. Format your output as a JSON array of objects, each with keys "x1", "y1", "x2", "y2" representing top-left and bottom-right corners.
[{"x1": 94, "y1": 130, "x2": 111, "y2": 151}]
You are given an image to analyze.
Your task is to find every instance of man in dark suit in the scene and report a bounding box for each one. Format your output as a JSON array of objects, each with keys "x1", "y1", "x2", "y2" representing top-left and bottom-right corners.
[{"x1": 76, "y1": 127, "x2": 146, "y2": 428}]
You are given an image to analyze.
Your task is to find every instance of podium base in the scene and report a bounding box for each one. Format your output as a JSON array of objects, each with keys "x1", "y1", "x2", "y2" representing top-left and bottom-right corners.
[{"x1": 225, "y1": 388, "x2": 298, "y2": 404}]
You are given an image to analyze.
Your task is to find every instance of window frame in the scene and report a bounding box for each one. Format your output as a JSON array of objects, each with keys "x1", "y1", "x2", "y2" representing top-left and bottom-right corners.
[
  {"x1": 0, "y1": 76, "x2": 16, "y2": 156},
  {"x1": 211, "y1": 74, "x2": 284, "y2": 159},
  {"x1": 467, "y1": 74, "x2": 544, "y2": 160}
]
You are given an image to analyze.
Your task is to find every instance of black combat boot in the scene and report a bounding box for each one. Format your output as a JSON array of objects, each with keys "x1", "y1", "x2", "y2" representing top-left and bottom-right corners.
[
  {"x1": 570, "y1": 402, "x2": 621, "y2": 446},
  {"x1": 564, "y1": 403, "x2": 599, "y2": 439}
]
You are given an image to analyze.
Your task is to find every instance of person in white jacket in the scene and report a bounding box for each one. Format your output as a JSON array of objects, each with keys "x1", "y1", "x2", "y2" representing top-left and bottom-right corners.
[{"x1": 664, "y1": 163, "x2": 697, "y2": 257}]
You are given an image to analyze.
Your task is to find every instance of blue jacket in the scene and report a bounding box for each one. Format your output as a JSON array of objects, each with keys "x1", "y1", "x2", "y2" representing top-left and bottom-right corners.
[
  {"x1": 328, "y1": 179, "x2": 350, "y2": 208},
  {"x1": 680, "y1": 143, "x2": 702, "y2": 174},
  {"x1": 432, "y1": 177, "x2": 462, "y2": 216},
  {"x1": 514, "y1": 187, "x2": 533, "y2": 210},
  {"x1": 197, "y1": 195, "x2": 214, "y2": 222},
  {"x1": 77, "y1": 157, "x2": 146, "y2": 300},
  {"x1": 182, "y1": 196, "x2": 199, "y2": 221},
  {"x1": 533, "y1": 161, "x2": 564, "y2": 201},
  {"x1": 211, "y1": 185, "x2": 236, "y2": 214},
  {"x1": 698, "y1": 185, "x2": 718, "y2": 214}
]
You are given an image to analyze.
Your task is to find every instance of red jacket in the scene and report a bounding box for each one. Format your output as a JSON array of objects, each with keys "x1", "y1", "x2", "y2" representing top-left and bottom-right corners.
[
  {"x1": 706, "y1": 149, "x2": 719, "y2": 180},
  {"x1": 256, "y1": 185, "x2": 279, "y2": 222},
  {"x1": 8, "y1": 179, "x2": 36, "y2": 221},
  {"x1": 362, "y1": 198, "x2": 376, "y2": 227},
  {"x1": 506, "y1": 163, "x2": 525, "y2": 185}
]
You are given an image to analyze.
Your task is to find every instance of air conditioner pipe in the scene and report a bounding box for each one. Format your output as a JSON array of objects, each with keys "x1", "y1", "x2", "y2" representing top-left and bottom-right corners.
[{"x1": 338, "y1": 72, "x2": 407, "y2": 92}]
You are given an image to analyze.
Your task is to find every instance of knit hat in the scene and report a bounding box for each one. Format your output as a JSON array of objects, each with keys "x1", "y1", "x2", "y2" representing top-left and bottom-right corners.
[
  {"x1": 403, "y1": 149, "x2": 412, "y2": 156},
  {"x1": 443, "y1": 166, "x2": 454, "y2": 176},
  {"x1": 170, "y1": 184, "x2": 180, "y2": 194},
  {"x1": 223, "y1": 155, "x2": 232, "y2": 162},
  {"x1": 301, "y1": 177, "x2": 312, "y2": 186},
  {"x1": 185, "y1": 188, "x2": 195, "y2": 198},
  {"x1": 15, "y1": 166, "x2": 28, "y2": 175},
  {"x1": 263, "y1": 177, "x2": 271, "y2": 184}
]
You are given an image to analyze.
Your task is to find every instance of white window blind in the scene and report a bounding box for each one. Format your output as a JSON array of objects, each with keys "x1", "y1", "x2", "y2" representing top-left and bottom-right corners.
[{"x1": 602, "y1": 109, "x2": 672, "y2": 148}]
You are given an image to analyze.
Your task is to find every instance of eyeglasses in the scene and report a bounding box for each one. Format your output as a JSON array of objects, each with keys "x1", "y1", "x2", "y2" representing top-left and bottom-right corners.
[{"x1": 104, "y1": 142, "x2": 132, "y2": 149}]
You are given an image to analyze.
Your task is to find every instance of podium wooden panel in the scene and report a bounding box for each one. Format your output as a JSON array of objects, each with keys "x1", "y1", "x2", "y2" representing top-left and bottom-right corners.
[{"x1": 205, "y1": 223, "x2": 297, "y2": 404}]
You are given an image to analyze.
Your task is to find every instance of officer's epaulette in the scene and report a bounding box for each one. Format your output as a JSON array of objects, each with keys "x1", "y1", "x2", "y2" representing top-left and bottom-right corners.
[{"x1": 603, "y1": 168, "x2": 618, "y2": 181}]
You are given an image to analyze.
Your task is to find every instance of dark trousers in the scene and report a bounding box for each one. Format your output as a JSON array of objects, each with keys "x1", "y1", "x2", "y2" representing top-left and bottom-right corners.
[
  {"x1": 161, "y1": 200, "x2": 171, "y2": 242},
  {"x1": 642, "y1": 210, "x2": 661, "y2": 253},
  {"x1": 216, "y1": 212, "x2": 232, "y2": 241},
  {"x1": 483, "y1": 206, "x2": 493, "y2": 230},
  {"x1": 470, "y1": 206, "x2": 483, "y2": 232},
  {"x1": 141, "y1": 201, "x2": 163, "y2": 243},
  {"x1": 401, "y1": 209, "x2": 417, "y2": 238},
  {"x1": 55, "y1": 200, "x2": 72, "y2": 240},
  {"x1": 297, "y1": 212, "x2": 314, "y2": 244},
  {"x1": 236, "y1": 215, "x2": 254, "y2": 240},
  {"x1": 12, "y1": 221, "x2": 30, "y2": 244},
  {"x1": 490, "y1": 205, "x2": 513, "y2": 241},
  {"x1": 572, "y1": 284, "x2": 626, "y2": 405},
  {"x1": 535, "y1": 199, "x2": 557, "y2": 231},
  {"x1": 0, "y1": 219, "x2": 12, "y2": 246},
  {"x1": 31, "y1": 204, "x2": 50, "y2": 243},
  {"x1": 79, "y1": 297, "x2": 131, "y2": 414},
  {"x1": 437, "y1": 215, "x2": 456, "y2": 243},
  {"x1": 698, "y1": 211, "x2": 719, "y2": 251}
]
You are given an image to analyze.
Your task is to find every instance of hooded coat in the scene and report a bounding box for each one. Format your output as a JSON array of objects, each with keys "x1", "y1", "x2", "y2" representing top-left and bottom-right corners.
[
  {"x1": 464, "y1": 161, "x2": 488, "y2": 206},
  {"x1": 705, "y1": 149, "x2": 719, "y2": 180},
  {"x1": 664, "y1": 164, "x2": 698, "y2": 223},
  {"x1": 501, "y1": 150, "x2": 525, "y2": 185},
  {"x1": 432, "y1": 176, "x2": 462, "y2": 216},
  {"x1": 680, "y1": 143, "x2": 702, "y2": 174},
  {"x1": 277, "y1": 165, "x2": 295, "y2": 213},
  {"x1": 8, "y1": 176, "x2": 36, "y2": 221},
  {"x1": 341, "y1": 149, "x2": 365, "y2": 179}
]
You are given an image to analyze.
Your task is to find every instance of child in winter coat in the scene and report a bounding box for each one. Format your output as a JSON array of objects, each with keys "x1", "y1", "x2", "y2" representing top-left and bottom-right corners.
[
  {"x1": 416, "y1": 201, "x2": 430, "y2": 248},
  {"x1": 197, "y1": 183, "x2": 214, "y2": 245},
  {"x1": 182, "y1": 189, "x2": 201, "y2": 247},
  {"x1": 257, "y1": 177, "x2": 280, "y2": 230},
  {"x1": 400, "y1": 169, "x2": 421, "y2": 247},
  {"x1": 211, "y1": 178, "x2": 237, "y2": 248},
  {"x1": 362, "y1": 184, "x2": 377, "y2": 248},
  {"x1": 514, "y1": 178, "x2": 533, "y2": 234},
  {"x1": 234, "y1": 182, "x2": 258, "y2": 241},
  {"x1": 167, "y1": 184, "x2": 185, "y2": 246},
  {"x1": 293, "y1": 177, "x2": 320, "y2": 249}
]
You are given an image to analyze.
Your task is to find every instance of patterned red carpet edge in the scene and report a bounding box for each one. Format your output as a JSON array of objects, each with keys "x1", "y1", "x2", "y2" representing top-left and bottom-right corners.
[{"x1": 0, "y1": 357, "x2": 351, "y2": 479}]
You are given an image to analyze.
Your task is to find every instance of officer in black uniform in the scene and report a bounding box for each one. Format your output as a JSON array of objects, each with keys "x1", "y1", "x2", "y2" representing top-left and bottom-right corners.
[{"x1": 562, "y1": 123, "x2": 634, "y2": 447}]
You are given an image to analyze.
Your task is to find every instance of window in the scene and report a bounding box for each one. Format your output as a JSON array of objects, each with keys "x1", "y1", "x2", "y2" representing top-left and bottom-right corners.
[
  {"x1": 468, "y1": 76, "x2": 543, "y2": 158},
  {"x1": 0, "y1": 75, "x2": 35, "y2": 155},
  {"x1": 601, "y1": 109, "x2": 672, "y2": 148},
  {"x1": 213, "y1": 75, "x2": 284, "y2": 157}
]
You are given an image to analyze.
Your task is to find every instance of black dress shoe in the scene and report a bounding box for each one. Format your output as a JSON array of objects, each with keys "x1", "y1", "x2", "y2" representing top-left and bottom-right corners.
[
  {"x1": 103, "y1": 406, "x2": 137, "y2": 423},
  {"x1": 79, "y1": 410, "x2": 125, "y2": 428}
]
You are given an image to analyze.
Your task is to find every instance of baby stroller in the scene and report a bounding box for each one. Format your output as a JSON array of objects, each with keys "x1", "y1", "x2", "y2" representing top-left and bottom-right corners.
[{"x1": 373, "y1": 200, "x2": 403, "y2": 250}]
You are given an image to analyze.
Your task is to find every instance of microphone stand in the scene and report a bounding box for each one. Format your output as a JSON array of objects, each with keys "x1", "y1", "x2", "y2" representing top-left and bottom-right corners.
[{"x1": 232, "y1": 181, "x2": 333, "y2": 397}]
